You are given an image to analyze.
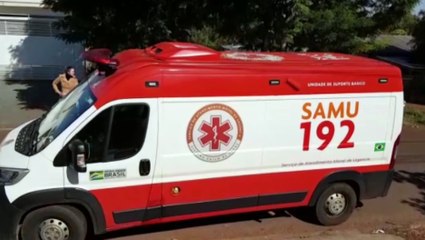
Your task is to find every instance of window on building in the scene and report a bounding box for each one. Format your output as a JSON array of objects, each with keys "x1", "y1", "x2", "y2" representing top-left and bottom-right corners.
[{"x1": 0, "y1": 17, "x2": 62, "y2": 37}]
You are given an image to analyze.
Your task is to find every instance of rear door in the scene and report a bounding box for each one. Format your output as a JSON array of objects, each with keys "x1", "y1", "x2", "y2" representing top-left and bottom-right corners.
[{"x1": 62, "y1": 99, "x2": 158, "y2": 228}]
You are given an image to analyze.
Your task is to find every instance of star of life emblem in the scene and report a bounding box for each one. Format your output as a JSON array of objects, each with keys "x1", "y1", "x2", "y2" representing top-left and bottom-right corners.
[{"x1": 187, "y1": 104, "x2": 244, "y2": 162}]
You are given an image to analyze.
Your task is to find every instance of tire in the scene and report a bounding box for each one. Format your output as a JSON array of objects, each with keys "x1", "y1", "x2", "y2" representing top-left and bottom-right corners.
[
  {"x1": 21, "y1": 205, "x2": 87, "y2": 240},
  {"x1": 314, "y1": 183, "x2": 357, "y2": 226}
]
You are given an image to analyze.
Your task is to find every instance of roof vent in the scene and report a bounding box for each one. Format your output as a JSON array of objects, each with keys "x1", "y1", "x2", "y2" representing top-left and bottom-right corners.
[
  {"x1": 145, "y1": 42, "x2": 219, "y2": 60},
  {"x1": 82, "y1": 48, "x2": 119, "y2": 67}
]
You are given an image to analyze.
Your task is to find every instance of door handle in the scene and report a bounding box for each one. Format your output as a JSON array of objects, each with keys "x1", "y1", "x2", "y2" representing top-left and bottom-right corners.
[{"x1": 139, "y1": 159, "x2": 151, "y2": 176}]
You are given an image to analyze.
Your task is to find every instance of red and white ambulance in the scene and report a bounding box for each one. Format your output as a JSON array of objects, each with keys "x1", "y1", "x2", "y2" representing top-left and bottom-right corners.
[{"x1": 0, "y1": 42, "x2": 403, "y2": 240}]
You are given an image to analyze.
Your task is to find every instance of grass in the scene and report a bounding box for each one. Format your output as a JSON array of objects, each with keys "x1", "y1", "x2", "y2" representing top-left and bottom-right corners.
[{"x1": 404, "y1": 105, "x2": 425, "y2": 127}]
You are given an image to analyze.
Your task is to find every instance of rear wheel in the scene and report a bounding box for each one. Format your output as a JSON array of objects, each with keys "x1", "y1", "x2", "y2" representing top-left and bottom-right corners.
[
  {"x1": 314, "y1": 183, "x2": 357, "y2": 226},
  {"x1": 21, "y1": 205, "x2": 87, "y2": 240}
]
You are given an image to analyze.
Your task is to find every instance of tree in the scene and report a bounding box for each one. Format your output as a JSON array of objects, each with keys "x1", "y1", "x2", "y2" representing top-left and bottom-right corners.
[
  {"x1": 42, "y1": 0, "x2": 179, "y2": 51},
  {"x1": 413, "y1": 11, "x2": 425, "y2": 62},
  {"x1": 208, "y1": 0, "x2": 312, "y2": 51},
  {"x1": 387, "y1": 13, "x2": 419, "y2": 35},
  {"x1": 294, "y1": 0, "x2": 419, "y2": 52},
  {"x1": 295, "y1": 2, "x2": 374, "y2": 52},
  {"x1": 43, "y1": 0, "x2": 419, "y2": 53}
]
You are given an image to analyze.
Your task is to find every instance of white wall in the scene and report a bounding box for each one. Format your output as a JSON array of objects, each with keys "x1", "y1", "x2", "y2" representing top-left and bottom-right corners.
[
  {"x1": 0, "y1": 35, "x2": 82, "y2": 65},
  {"x1": 0, "y1": 35, "x2": 84, "y2": 80},
  {"x1": 0, "y1": 0, "x2": 42, "y2": 7},
  {"x1": 0, "y1": 4, "x2": 83, "y2": 80}
]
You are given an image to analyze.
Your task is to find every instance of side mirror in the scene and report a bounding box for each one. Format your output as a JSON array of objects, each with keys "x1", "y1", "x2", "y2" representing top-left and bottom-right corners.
[{"x1": 68, "y1": 139, "x2": 87, "y2": 173}]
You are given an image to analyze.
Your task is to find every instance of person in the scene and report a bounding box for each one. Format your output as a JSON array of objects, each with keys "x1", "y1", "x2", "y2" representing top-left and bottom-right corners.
[{"x1": 52, "y1": 66, "x2": 79, "y2": 97}]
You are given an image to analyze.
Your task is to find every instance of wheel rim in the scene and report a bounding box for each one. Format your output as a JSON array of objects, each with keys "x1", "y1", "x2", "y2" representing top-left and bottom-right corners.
[
  {"x1": 325, "y1": 193, "x2": 346, "y2": 216},
  {"x1": 39, "y1": 218, "x2": 70, "y2": 240}
]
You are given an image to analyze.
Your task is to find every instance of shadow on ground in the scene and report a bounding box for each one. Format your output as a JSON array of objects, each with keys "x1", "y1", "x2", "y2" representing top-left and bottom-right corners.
[
  {"x1": 393, "y1": 171, "x2": 425, "y2": 215},
  {"x1": 5, "y1": 80, "x2": 59, "y2": 111},
  {"x1": 94, "y1": 209, "x2": 318, "y2": 240}
]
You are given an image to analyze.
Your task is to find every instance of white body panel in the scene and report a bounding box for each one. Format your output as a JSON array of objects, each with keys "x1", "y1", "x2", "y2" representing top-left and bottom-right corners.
[
  {"x1": 2, "y1": 92, "x2": 403, "y2": 202},
  {"x1": 0, "y1": 122, "x2": 30, "y2": 169},
  {"x1": 157, "y1": 92, "x2": 403, "y2": 183}
]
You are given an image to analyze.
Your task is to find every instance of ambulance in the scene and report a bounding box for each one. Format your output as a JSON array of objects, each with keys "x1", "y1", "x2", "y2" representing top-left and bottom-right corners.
[{"x1": 0, "y1": 42, "x2": 403, "y2": 240}]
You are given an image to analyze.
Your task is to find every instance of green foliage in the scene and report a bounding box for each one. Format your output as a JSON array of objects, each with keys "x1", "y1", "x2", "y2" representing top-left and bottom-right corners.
[
  {"x1": 387, "y1": 14, "x2": 419, "y2": 35},
  {"x1": 42, "y1": 0, "x2": 420, "y2": 53},
  {"x1": 404, "y1": 105, "x2": 425, "y2": 127},
  {"x1": 295, "y1": 2, "x2": 374, "y2": 52},
  {"x1": 188, "y1": 26, "x2": 231, "y2": 50},
  {"x1": 351, "y1": 38, "x2": 389, "y2": 54},
  {"x1": 367, "y1": 0, "x2": 419, "y2": 31},
  {"x1": 390, "y1": 29, "x2": 408, "y2": 35}
]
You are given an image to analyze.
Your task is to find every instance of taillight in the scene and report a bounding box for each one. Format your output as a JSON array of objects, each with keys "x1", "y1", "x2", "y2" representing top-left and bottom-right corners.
[{"x1": 389, "y1": 135, "x2": 401, "y2": 169}]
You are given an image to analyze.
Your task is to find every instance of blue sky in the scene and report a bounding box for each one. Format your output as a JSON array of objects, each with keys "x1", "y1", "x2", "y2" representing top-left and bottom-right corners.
[{"x1": 414, "y1": 0, "x2": 425, "y2": 14}]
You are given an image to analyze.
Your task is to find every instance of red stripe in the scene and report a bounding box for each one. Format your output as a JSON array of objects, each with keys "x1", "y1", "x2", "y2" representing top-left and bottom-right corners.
[
  {"x1": 93, "y1": 63, "x2": 402, "y2": 108},
  {"x1": 90, "y1": 164, "x2": 389, "y2": 231},
  {"x1": 93, "y1": 42, "x2": 402, "y2": 108}
]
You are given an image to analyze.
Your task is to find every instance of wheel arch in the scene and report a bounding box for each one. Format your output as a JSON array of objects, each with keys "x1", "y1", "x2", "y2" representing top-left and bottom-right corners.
[
  {"x1": 308, "y1": 170, "x2": 365, "y2": 207},
  {"x1": 12, "y1": 188, "x2": 106, "y2": 235}
]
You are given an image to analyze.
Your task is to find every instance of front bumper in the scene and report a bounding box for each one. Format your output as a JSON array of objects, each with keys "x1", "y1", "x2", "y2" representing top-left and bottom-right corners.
[{"x1": 0, "y1": 185, "x2": 23, "y2": 239}]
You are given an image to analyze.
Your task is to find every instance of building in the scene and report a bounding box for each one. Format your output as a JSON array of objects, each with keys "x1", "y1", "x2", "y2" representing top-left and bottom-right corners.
[
  {"x1": 373, "y1": 34, "x2": 425, "y2": 75},
  {"x1": 371, "y1": 34, "x2": 425, "y2": 104},
  {"x1": 0, "y1": 0, "x2": 83, "y2": 80}
]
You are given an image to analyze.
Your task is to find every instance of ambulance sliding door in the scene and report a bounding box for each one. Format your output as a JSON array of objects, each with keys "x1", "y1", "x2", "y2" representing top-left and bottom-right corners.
[{"x1": 156, "y1": 98, "x2": 266, "y2": 218}]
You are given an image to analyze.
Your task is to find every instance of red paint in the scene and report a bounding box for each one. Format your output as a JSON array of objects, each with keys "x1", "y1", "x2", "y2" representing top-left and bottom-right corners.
[
  {"x1": 91, "y1": 164, "x2": 389, "y2": 231},
  {"x1": 317, "y1": 120, "x2": 334, "y2": 150},
  {"x1": 338, "y1": 120, "x2": 355, "y2": 148},
  {"x1": 389, "y1": 135, "x2": 401, "y2": 169},
  {"x1": 199, "y1": 116, "x2": 232, "y2": 151},
  {"x1": 90, "y1": 42, "x2": 403, "y2": 109},
  {"x1": 90, "y1": 184, "x2": 153, "y2": 229},
  {"x1": 300, "y1": 122, "x2": 311, "y2": 151},
  {"x1": 82, "y1": 48, "x2": 115, "y2": 65},
  {"x1": 143, "y1": 201, "x2": 306, "y2": 229},
  {"x1": 146, "y1": 42, "x2": 219, "y2": 60},
  {"x1": 301, "y1": 120, "x2": 356, "y2": 151}
]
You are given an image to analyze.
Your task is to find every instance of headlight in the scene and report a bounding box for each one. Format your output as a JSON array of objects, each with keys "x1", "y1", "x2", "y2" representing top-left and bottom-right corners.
[{"x1": 0, "y1": 168, "x2": 29, "y2": 185}]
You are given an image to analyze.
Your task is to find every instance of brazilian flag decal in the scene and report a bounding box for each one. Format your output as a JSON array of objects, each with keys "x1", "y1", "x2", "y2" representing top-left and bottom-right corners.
[
  {"x1": 374, "y1": 143, "x2": 386, "y2": 152},
  {"x1": 90, "y1": 171, "x2": 105, "y2": 181}
]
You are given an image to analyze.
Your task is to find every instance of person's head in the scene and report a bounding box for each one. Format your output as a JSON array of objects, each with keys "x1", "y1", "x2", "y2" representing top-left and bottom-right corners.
[{"x1": 65, "y1": 66, "x2": 75, "y2": 77}]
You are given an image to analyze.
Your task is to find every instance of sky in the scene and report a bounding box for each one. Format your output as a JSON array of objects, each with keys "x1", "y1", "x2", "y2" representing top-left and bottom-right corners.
[{"x1": 414, "y1": 0, "x2": 425, "y2": 14}]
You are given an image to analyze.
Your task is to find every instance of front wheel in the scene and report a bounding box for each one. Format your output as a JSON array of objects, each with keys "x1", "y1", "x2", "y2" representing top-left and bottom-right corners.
[
  {"x1": 314, "y1": 183, "x2": 357, "y2": 226},
  {"x1": 21, "y1": 205, "x2": 87, "y2": 240}
]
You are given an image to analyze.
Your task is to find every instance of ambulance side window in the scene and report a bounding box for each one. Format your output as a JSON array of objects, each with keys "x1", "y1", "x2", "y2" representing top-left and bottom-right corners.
[
  {"x1": 76, "y1": 108, "x2": 111, "y2": 163},
  {"x1": 105, "y1": 104, "x2": 150, "y2": 161},
  {"x1": 55, "y1": 103, "x2": 150, "y2": 166}
]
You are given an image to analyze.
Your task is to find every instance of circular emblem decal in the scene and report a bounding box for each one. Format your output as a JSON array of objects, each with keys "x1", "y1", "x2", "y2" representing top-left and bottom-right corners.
[
  {"x1": 222, "y1": 52, "x2": 283, "y2": 62},
  {"x1": 187, "y1": 104, "x2": 244, "y2": 162}
]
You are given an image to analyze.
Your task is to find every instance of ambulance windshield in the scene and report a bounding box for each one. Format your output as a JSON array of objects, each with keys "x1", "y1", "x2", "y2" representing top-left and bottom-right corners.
[{"x1": 35, "y1": 71, "x2": 102, "y2": 152}]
